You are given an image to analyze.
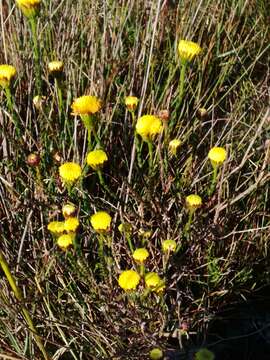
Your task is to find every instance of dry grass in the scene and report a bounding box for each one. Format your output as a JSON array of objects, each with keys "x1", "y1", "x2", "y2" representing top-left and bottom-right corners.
[{"x1": 0, "y1": 0, "x2": 270, "y2": 359}]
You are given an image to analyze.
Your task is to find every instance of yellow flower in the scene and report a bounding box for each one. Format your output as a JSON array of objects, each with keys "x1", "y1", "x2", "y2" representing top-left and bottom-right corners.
[
  {"x1": 132, "y1": 248, "x2": 149, "y2": 263},
  {"x1": 118, "y1": 270, "x2": 140, "y2": 290},
  {"x1": 86, "y1": 149, "x2": 108, "y2": 171},
  {"x1": 48, "y1": 61, "x2": 64, "y2": 75},
  {"x1": 145, "y1": 272, "x2": 165, "y2": 292},
  {"x1": 186, "y1": 194, "x2": 202, "y2": 212},
  {"x1": 208, "y1": 147, "x2": 227, "y2": 167},
  {"x1": 136, "y1": 115, "x2": 162, "y2": 141},
  {"x1": 71, "y1": 95, "x2": 101, "y2": 115},
  {"x1": 33, "y1": 95, "x2": 46, "y2": 111},
  {"x1": 0, "y1": 65, "x2": 16, "y2": 88},
  {"x1": 16, "y1": 0, "x2": 41, "y2": 18},
  {"x1": 178, "y1": 39, "x2": 202, "y2": 62},
  {"x1": 138, "y1": 229, "x2": 152, "y2": 239},
  {"x1": 59, "y1": 162, "x2": 82, "y2": 184},
  {"x1": 62, "y1": 204, "x2": 76, "y2": 219},
  {"x1": 149, "y1": 348, "x2": 163, "y2": 360},
  {"x1": 168, "y1": 139, "x2": 181, "y2": 156},
  {"x1": 64, "y1": 217, "x2": 79, "y2": 232},
  {"x1": 118, "y1": 223, "x2": 132, "y2": 233},
  {"x1": 162, "y1": 239, "x2": 177, "y2": 253},
  {"x1": 125, "y1": 96, "x2": 139, "y2": 111},
  {"x1": 47, "y1": 221, "x2": 65, "y2": 236},
  {"x1": 57, "y1": 233, "x2": 75, "y2": 250},
  {"x1": 90, "y1": 211, "x2": 111, "y2": 232}
]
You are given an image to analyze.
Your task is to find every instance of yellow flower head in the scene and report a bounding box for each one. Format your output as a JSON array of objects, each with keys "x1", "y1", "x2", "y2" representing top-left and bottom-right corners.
[
  {"x1": 33, "y1": 95, "x2": 46, "y2": 111},
  {"x1": 208, "y1": 147, "x2": 227, "y2": 167},
  {"x1": 138, "y1": 229, "x2": 152, "y2": 239},
  {"x1": 59, "y1": 162, "x2": 82, "y2": 184},
  {"x1": 71, "y1": 95, "x2": 101, "y2": 115},
  {"x1": 57, "y1": 233, "x2": 75, "y2": 250},
  {"x1": 132, "y1": 248, "x2": 149, "y2": 263},
  {"x1": 178, "y1": 39, "x2": 202, "y2": 62},
  {"x1": 136, "y1": 115, "x2": 163, "y2": 142},
  {"x1": 125, "y1": 96, "x2": 139, "y2": 111},
  {"x1": 16, "y1": 0, "x2": 41, "y2": 18},
  {"x1": 162, "y1": 239, "x2": 177, "y2": 253},
  {"x1": 48, "y1": 61, "x2": 64, "y2": 75},
  {"x1": 0, "y1": 65, "x2": 16, "y2": 88},
  {"x1": 47, "y1": 221, "x2": 65, "y2": 236},
  {"x1": 64, "y1": 217, "x2": 79, "y2": 232},
  {"x1": 169, "y1": 139, "x2": 181, "y2": 156},
  {"x1": 145, "y1": 272, "x2": 165, "y2": 292},
  {"x1": 90, "y1": 211, "x2": 111, "y2": 232},
  {"x1": 62, "y1": 203, "x2": 76, "y2": 219},
  {"x1": 118, "y1": 270, "x2": 140, "y2": 291},
  {"x1": 186, "y1": 194, "x2": 202, "y2": 212},
  {"x1": 86, "y1": 149, "x2": 108, "y2": 171},
  {"x1": 149, "y1": 348, "x2": 163, "y2": 360},
  {"x1": 118, "y1": 222, "x2": 132, "y2": 233}
]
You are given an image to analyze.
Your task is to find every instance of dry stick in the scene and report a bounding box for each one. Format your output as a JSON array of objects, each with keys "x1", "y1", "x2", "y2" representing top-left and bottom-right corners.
[{"x1": 125, "y1": 0, "x2": 162, "y2": 208}]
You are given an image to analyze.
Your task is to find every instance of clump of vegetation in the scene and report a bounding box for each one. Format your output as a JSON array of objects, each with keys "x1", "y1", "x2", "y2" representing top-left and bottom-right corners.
[{"x1": 0, "y1": 0, "x2": 269, "y2": 359}]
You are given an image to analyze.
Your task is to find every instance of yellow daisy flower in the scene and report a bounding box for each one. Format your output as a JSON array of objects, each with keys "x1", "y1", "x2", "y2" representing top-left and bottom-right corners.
[
  {"x1": 62, "y1": 204, "x2": 76, "y2": 219},
  {"x1": 118, "y1": 222, "x2": 132, "y2": 233},
  {"x1": 186, "y1": 194, "x2": 202, "y2": 212},
  {"x1": 125, "y1": 96, "x2": 139, "y2": 111},
  {"x1": 0, "y1": 65, "x2": 16, "y2": 88},
  {"x1": 16, "y1": 0, "x2": 41, "y2": 18},
  {"x1": 136, "y1": 115, "x2": 163, "y2": 142},
  {"x1": 118, "y1": 270, "x2": 140, "y2": 291},
  {"x1": 57, "y1": 233, "x2": 75, "y2": 250},
  {"x1": 132, "y1": 248, "x2": 149, "y2": 263},
  {"x1": 168, "y1": 139, "x2": 181, "y2": 156},
  {"x1": 86, "y1": 149, "x2": 108, "y2": 171},
  {"x1": 145, "y1": 272, "x2": 165, "y2": 292},
  {"x1": 208, "y1": 147, "x2": 227, "y2": 167},
  {"x1": 178, "y1": 39, "x2": 202, "y2": 62},
  {"x1": 162, "y1": 239, "x2": 177, "y2": 253},
  {"x1": 90, "y1": 211, "x2": 111, "y2": 232},
  {"x1": 48, "y1": 61, "x2": 64, "y2": 75},
  {"x1": 59, "y1": 162, "x2": 82, "y2": 184},
  {"x1": 64, "y1": 217, "x2": 79, "y2": 232},
  {"x1": 47, "y1": 221, "x2": 65, "y2": 236},
  {"x1": 71, "y1": 95, "x2": 101, "y2": 115},
  {"x1": 149, "y1": 348, "x2": 163, "y2": 360}
]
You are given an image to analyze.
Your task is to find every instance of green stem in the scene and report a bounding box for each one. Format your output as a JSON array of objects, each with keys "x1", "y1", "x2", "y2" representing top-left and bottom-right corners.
[
  {"x1": 135, "y1": 134, "x2": 143, "y2": 168},
  {"x1": 184, "y1": 211, "x2": 194, "y2": 236},
  {"x1": 0, "y1": 251, "x2": 48, "y2": 360},
  {"x1": 92, "y1": 127, "x2": 102, "y2": 148},
  {"x1": 97, "y1": 170, "x2": 115, "y2": 199},
  {"x1": 29, "y1": 17, "x2": 41, "y2": 92},
  {"x1": 4, "y1": 86, "x2": 20, "y2": 136},
  {"x1": 209, "y1": 166, "x2": 218, "y2": 196},
  {"x1": 139, "y1": 264, "x2": 145, "y2": 277},
  {"x1": 179, "y1": 59, "x2": 188, "y2": 105},
  {"x1": 126, "y1": 233, "x2": 134, "y2": 253},
  {"x1": 55, "y1": 78, "x2": 63, "y2": 116},
  {"x1": 147, "y1": 140, "x2": 153, "y2": 174}
]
